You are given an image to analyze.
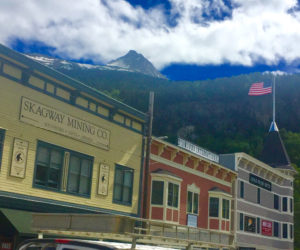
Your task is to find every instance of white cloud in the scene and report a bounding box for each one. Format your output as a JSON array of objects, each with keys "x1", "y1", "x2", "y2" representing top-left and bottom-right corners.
[{"x1": 0, "y1": 0, "x2": 300, "y2": 69}]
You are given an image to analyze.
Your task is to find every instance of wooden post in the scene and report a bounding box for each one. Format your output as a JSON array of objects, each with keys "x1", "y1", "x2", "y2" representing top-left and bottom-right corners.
[{"x1": 142, "y1": 92, "x2": 154, "y2": 219}]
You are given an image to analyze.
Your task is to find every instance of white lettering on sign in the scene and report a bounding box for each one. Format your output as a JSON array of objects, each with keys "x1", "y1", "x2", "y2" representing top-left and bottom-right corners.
[
  {"x1": 20, "y1": 97, "x2": 110, "y2": 150},
  {"x1": 178, "y1": 138, "x2": 219, "y2": 163}
]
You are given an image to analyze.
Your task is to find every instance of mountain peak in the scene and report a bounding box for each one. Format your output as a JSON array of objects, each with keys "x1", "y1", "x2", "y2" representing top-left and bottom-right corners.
[{"x1": 108, "y1": 50, "x2": 166, "y2": 79}]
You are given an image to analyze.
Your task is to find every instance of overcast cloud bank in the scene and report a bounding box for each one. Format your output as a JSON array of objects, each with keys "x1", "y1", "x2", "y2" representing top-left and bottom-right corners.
[{"x1": 0, "y1": 0, "x2": 300, "y2": 69}]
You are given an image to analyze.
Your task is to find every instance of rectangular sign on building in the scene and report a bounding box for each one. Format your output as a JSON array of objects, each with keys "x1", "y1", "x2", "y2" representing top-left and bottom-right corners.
[
  {"x1": 249, "y1": 173, "x2": 272, "y2": 191},
  {"x1": 262, "y1": 220, "x2": 272, "y2": 236},
  {"x1": 10, "y1": 138, "x2": 28, "y2": 178},
  {"x1": 19, "y1": 97, "x2": 110, "y2": 150}
]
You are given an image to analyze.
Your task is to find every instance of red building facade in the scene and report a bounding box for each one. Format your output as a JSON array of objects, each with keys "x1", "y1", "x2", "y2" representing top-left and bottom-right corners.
[{"x1": 144, "y1": 137, "x2": 236, "y2": 233}]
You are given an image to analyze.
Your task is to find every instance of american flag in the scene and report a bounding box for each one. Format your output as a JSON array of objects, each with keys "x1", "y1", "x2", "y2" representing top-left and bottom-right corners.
[{"x1": 248, "y1": 82, "x2": 272, "y2": 96}]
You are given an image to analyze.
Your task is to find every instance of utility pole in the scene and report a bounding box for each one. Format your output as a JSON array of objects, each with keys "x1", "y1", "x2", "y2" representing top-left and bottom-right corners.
[{"x1": 142, "y1": 91, "x2": 154, "y2": 219}]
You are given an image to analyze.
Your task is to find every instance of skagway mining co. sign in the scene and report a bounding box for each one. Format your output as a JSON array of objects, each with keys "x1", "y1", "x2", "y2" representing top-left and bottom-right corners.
[{"x1": 20, "y1": 97, "x2": 110, "y2": 150}]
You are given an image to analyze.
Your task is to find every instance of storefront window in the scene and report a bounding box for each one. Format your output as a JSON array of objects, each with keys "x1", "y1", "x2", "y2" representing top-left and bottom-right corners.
[{"x1": 34, "y1": 141, "x2": 93, "y2": 196}]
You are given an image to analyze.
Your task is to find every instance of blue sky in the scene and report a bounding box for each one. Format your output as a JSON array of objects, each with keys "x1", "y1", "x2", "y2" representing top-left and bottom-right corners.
[{"x1": 1, "y1": 0, "x2": 300, "y2": 81}]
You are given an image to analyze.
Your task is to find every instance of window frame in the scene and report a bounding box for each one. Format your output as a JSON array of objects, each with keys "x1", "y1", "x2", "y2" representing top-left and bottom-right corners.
[
  {"x1": 151, "y1": 180, "x2": 164, "y2": 205},
  {"x1": 33, "y1": 141, "x2": 93, "y2": 197},
  {"x1": 282, "y1": 223, "x2": 288, "y2": 239},
  {"x1": 0, "y1": 128, "x2": 5, "y2": 169},
  {"x1": 222, "y1": 199, "x2": 230, "y2": 219},
  {"x1": 273, "y1": 221, "x2": 279, "y2": 237},
  {"x1": 113, "y1": 164, "x2": 134, "y2": 206},
  {"x1": 167, "y1": 182, "x2": 179, "y2": 208},
  {"x1": 187, "y1": 184, "x2": 200, "y2": 215},
  {"x1": 209, "y1": 197, "x2": 219, "y2": 218},
  {"x1": 66, "y1": 152, "x2": 93, "y2": 197},
  {"x1": 282, "y1": 197, "x2": 288, "y2": 212},
  {"x1": 274, "y1": 194, "x2": 279, "y2": 210},
  {"x1": 240, "y1": 213, "x2": 244, "y2": 231}
]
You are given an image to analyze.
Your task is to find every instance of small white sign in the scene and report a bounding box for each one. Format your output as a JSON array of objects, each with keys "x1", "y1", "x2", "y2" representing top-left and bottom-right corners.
[
  {"x1": 187, "y1": 214, "x2": 198, "y2": 227},
  {"x1": 98, "y1": 163, "x2": 110, "y2": 195},
  {"x1": 10, "y1": 138, "x2": 29, "y2": 178}
]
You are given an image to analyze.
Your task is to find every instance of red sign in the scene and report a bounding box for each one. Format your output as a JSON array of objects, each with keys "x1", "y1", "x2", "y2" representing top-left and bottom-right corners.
[{"x1": 262, "y1": 220, "x2": 272, "y2": 236}]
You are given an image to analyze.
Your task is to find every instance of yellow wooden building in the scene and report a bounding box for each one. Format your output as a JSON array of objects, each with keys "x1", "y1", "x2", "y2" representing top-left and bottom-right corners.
[{"x1": 0, "y1": 44, "x2": 146, "y2": 248}]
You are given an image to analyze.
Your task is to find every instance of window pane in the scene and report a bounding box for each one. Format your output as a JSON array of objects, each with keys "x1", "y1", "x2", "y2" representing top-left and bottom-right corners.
[
  {"x1": 79, "y1": 159, "x2": 91, "y2": 195},
  {"x1": 209, "y1": 197, "x2": 219, "y2": 217},
  {"x1": 173, "y1": 184, "x2": 179, "y2": 207},
  {"x1": 81, "y1": 159, "x2": 91, "y2": 176},
  {"x1": 187, "y1": 192, "x2": 193, "y2": 213},
  {"x1": 240, "y1": 181, "x2": 244, "y2": 198},
  {"x1": 193, "y1": 193, "x2": 199, "y2": 214},
  {"x1": 274, "y1": 194, "x2": 279, "y2": 210},
  {"x1": 240, "y1": 213, "x2": 244, "y2": 230},
  {"x1": 274, "y1": 222, "x2": 279, "y2": 237},
  {"x1": 37, "y1": 146, "x2": 49, "y2": 164},
  {"x1": 123, "y1": 186, "x2": 131, "y2": 203},
  {"x1": 35, "y1": 165, "x2": 48, "y2": 185},
  {"x1": 50, "y1": 149, "x2": 62, "y2": 166},
  {"x1": 168, "y1": 183, "x2": 174, "y2": 206},
  {"x1": 124, "y1": 171, "x2": 133, "y2": 187},
  {"x1": 67, "y1": 155, "x2": 80, "y2": 193},
  {"x1": 115, "y1": 169, "x2": 123, "y2": 185},
  {"x1": 222, "y1": 199, "x2": 229, "y2": 219},
  {"x1": 48, "y1": 168, "x2": 60, "y2": 189},
  {"x1": 151, "y1": 181, "x2": 164, "y2": 205},
  {"x1": 113, "y1": 165, "x2": 134, "y2": 205},
  {"x1": 283, "y1": 223, "x2": 288, "y2": 238},
  {"x1": 113, "y1": 184, "x2": 122, "y2": 201},
  {"x1": 79, "y1": 176, "x2": 89, "y2": 195},
  {"x1": 283, "y1": 197, "x2": 287, "y2": 212},
  {"x1": 257, "y1": 218, "x2": 260, "y2": 234}
]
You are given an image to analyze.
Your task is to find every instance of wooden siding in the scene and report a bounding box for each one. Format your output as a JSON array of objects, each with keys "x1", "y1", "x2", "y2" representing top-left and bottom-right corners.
[{"x1": 0, "y1": 73, "x2": 144, "y2": 216}]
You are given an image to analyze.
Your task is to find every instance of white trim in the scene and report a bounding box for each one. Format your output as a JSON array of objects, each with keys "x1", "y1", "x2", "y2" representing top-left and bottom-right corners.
[
  {"x1": 186, "y1": 185, "x2": 200, "y2": 216},
  {"x1": 237, "y1": 198, "x2": 293, "y2": 218},
  {"x1": 150, "y1": 176, "x2": 181, "y2": 223},
  {"x1": 208, "y1": 194, "x2": 231, "y2": 231},
  {"x1": 236, "y1": 208, "x2": 293, "y2": 224},
  {"x1": 236, "y1": 152, "x2": 294, "y2": 180},
  {"x1": 151, "y1": 154, "x2": 232, "y2": 187},
  {"x1": 238, "y1": 167, "x2": 293, "y2": 191},
  {"x1": 187, "y1": 183, "x2": 200, "y2": 193}
]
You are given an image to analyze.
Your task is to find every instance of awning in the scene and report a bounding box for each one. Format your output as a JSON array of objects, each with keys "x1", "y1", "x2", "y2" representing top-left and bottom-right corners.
[{"x1": 0, "y1": 208, "x2": 34, "y2": 234}]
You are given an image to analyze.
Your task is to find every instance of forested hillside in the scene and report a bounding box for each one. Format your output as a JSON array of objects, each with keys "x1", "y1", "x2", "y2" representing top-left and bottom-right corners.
[{"x1": 52, "y1": 66, "x2": 300, "y2": 248}]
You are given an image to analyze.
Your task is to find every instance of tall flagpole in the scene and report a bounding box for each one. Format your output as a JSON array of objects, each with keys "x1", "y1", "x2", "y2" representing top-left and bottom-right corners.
[
  {"x1": 270, "y1": 73, "x2": 278, "y2": 132},
  {"x1": 273, "y1": 74, "x2": 275, "y2": 123}
]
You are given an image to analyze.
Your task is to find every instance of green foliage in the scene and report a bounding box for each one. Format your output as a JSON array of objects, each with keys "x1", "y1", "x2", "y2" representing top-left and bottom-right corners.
[{"x1": 58, "y1": 67, "x2": 300, "y2": 247}]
